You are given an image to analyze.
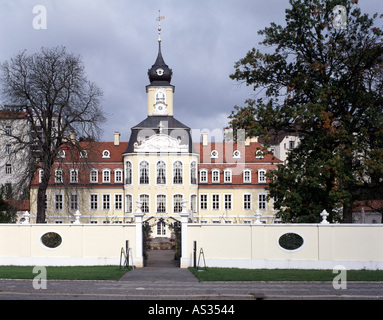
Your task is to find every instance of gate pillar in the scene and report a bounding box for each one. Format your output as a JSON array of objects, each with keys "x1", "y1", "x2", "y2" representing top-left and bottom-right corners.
[
  {"x1": 179, "y1": 212, "x2": 189, "y2": 268},
  {"x1": 134, "y1": 212, "x2": 145, "y2": 268}
]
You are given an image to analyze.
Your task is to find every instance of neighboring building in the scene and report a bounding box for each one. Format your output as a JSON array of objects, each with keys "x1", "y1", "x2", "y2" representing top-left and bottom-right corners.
[
  {"x1": 352, "y1": 201, "x2": 382, "y2": 224},
  {"x1": 258, "y1": 131, "x2": 301, "y2": 163},
  {"x1": 0, "y1": 107, "x2": 30, "y2": 200},
  {"x1": 29, "y1": 34, "x2": 282, "y2": 233}
]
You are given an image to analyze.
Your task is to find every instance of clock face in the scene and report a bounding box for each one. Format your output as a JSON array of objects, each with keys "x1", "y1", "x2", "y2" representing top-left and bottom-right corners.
[
  {"x1": 156, "y1": 68, "x2": 164, "y2": 76},
  {"x1": 153, "y1": 103, "x2": 168, "y2": 115}
]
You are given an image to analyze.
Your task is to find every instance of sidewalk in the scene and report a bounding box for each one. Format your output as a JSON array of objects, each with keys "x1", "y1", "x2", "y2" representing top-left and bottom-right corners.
[{"x1": 119, "y1": 250, "x2": 198, "y2": 283}]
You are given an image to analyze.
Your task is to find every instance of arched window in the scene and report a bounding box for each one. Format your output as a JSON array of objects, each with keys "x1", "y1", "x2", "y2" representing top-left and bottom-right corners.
[
  {"x1": 258, "y1": 169, "x2": 267, "y2": 184},
  {"x1": 212, "y1": 169, "x2": 220, "y2": 183},
  {"x1": 140, "y1": 161, "x2": 149, "y2": 184},
  {"x1": 173, "y1": 194, "x2": 183, "y2": 213},
  {"x1": 157, "y1": 161, "x2": 166, "y2": 184},
  {"x1": 190, "y1": 161, "x2": 197, "y2": 185},
  {"x1": 103, "y1": 169, "x2": 111, "y2": 183},
  {"x1": 125, "y1": 161, "x2": 132, "y2": 184},
  {"x1": 173, "y1": 161, "x2": 183, "y2": 184}
]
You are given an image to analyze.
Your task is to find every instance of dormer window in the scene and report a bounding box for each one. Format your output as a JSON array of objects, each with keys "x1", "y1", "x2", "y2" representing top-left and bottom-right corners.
[
  {"x1": 211, "y1": 150, "x2": 218, "y2": 159},
  {"x1": 80, "y1": 150, "x2": 88, "y2": 158},
  {"x1": 233, "y1": 150, "x2": 241, "y2": 158},
  {"x1": 57, "y1": 150, "x2": 65, "y2": 158},
  {"x1": 102, "y1": 150, "x2": 110, "y2": 158},
  {"x1": 255, "y1": 150, "x2": 264, "y2": 159}
]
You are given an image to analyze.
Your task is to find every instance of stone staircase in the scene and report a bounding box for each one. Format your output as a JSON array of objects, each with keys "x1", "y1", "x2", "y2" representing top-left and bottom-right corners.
[{"x1": 148, "y1": 237, "x2": 175, "y2": 250}]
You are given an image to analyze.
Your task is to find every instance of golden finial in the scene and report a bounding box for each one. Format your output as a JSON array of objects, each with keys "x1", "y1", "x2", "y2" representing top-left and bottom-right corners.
[{"x1": 156, "y1": 10, "x2": 165, "y2": 42}]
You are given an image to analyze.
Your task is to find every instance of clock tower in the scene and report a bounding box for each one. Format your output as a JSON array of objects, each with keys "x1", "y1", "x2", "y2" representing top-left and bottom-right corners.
[{"x1": 146, "y1": 15, "x2": 175, "y2": 116}]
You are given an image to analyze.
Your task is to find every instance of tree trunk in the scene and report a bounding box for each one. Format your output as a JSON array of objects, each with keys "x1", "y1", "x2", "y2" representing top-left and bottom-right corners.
[
  {"x1": 343, "y1": 201, "x2": 353, "y2": 223},
  {"x1": 36, "y1": 187, "x2": 46, "y2": 223}
]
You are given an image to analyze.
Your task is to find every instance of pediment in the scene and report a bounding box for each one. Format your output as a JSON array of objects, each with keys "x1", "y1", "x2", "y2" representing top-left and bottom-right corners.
[{"x1": 134, "y1": 134, "x2": 189, "y2": 153}]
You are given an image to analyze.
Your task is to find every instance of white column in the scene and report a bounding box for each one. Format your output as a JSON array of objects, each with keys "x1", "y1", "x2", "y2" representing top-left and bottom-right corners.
[
  {"x1": 180, "y1": 212, "x2": 189, "y2": 268},
  {"x1": 134, "y1": 212, "x2": 145, "y2": 267}
]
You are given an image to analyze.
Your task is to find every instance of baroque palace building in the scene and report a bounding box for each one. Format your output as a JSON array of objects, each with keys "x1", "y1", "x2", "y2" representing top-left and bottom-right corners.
[{"x1": 29, "y1": 34, "x2": 283, "y2": 235}]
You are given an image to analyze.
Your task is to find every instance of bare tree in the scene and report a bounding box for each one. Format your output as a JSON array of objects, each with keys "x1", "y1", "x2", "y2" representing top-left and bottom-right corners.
[{"x1": 0, "y1": 46, "x2": 106, "y2": 223}]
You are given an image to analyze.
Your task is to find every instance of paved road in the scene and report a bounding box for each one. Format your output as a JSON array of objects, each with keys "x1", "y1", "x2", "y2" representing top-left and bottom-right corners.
[
  {"x1": 1, "y1": 278, "x2": 383, "y2": 300},
  {"x1": 0, "y1": 251, "x2": 382, "y2": 300}
]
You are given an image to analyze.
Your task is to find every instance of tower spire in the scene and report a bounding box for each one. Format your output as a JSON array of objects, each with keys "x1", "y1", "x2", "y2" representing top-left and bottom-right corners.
[{"x1": 156, "y1": 10, "x2": 165, "y2": 43}]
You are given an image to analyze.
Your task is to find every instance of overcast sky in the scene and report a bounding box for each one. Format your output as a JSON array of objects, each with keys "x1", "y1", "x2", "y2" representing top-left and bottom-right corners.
[{"x1": 0, "y1": 0, "x2": 381, "y2": 142}]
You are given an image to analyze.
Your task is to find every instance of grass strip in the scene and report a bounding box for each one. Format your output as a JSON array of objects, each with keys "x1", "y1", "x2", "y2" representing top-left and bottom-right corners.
[
  {"x1": 189, "y1": 267, "x2": 383, "y2": 282},
  {"x1": 0, "y1": 266, "x2": 131, "y2": 281}
]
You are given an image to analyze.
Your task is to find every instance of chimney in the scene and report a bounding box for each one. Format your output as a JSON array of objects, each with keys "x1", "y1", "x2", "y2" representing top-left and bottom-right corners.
[
  {"x1": 70, "y1": 132, "x2": 76, "y2": 144},
  {"x1": 202, "y1": 132, "x2": 208, "y2": 147},
  {"x1": 114, "y1": 132, "x2": 120, "y2": 146}
]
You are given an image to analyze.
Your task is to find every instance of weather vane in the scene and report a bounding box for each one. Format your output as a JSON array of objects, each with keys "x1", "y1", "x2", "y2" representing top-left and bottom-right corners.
[{"x1": 156, "y1": 10, "x2": 165, "y2": 42}]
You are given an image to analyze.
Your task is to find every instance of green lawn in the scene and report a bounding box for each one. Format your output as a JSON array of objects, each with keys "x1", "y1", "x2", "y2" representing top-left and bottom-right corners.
[
  {"x1": 0, "y1": 266, "x2": 131, "y2": 281},
  {"x1": 189, "y1": 267, "x2": 383, "y2": 282}
]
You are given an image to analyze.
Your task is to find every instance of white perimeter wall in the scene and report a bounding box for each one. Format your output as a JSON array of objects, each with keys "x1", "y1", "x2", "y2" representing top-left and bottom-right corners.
[
  {"x1": 183, "y1": 224, "x2": 383, "y2": 270},
  {"x1": 1, "y1": 223, "x2": 383, "y2": 270},
  {"x1": 0, "y1": 224, "x2": 137, "y2": 266}
]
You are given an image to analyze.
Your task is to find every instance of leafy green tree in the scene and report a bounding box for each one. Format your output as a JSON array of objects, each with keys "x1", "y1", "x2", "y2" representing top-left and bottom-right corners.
[{"x1": 228, "y1": 0, "x2": 383, "y2": 222}]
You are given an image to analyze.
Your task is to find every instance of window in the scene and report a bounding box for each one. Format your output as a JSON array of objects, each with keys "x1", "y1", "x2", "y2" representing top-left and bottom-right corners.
[
  {"x1": 44, "y1": 194, "x2": 48, "y2": 210},
  {"x1": 70, "y1": 169, "x2": 78, "y2": 183},
  {"x1": 191, "y1": 194, "x2": 197, "y2": 213},
  {"x1": 190, "y1": 161, "x2": 197, "y2": 185},
  {"x1": 90, "y1": 194, "x2": 98, "y2": 210},
  {"x1": 39, "y1": 169, "x2": 44, "y2": 183},
  {"x1": 114, "y1": 169, "x2": 122, "y2": 183},
  {"x1": 156, "y1": 161, "x2": 166, "y2": 184},
  {"x1": 126, "y1": 194, "x2": 132, "y2": 213},
  {"x1": 224, "y1": 194, "x2": 232, "y2": 210},
  {"x1": 140, "y1": 194, "x2": 149, "y2": 213},
  {"x1": 70, "y1": 193, "x2": 78, "y2": 211},
  {"x1": 200, "y1": 194, "x2": 208, "y2": 210},
  {"x1": 212, "y1": 194, "x2": 220, "y2": 210},
  {"x1": 58, "y1": 150, "x2": 65, "y2": 158},
  {"x1": 173, "y1": 161, "x2": 183, "y2": 184},
  {"x1": 233, "y1": 150, "x2": 241, "y2": 158},
  {"x1": 102, "y1": 150, "x2": 110, "y2": 158},
  {"x1": 200, "y1": 169, "x2": 207, "y2": 183},
  {"x1": 125, "y1": 161, "x2": 132, "y2": 184},
  {"x1": 80, "y1": 150, "x2": 88, "y2": 158},
  {"x1": 5, "y1": 144, "x2": 11, "y2": 155},
  {"x1": 157, "y1": 221, "x2": 166, "y2": 236},
  {"x1": 289, "y1": 140, "x2": 295, "y2": 149},
  {"x1": 211, "y1": 150, "x2": 218, "y2": 158},
  {"x1": 90, "y1": 169, "x2": 98, "y2": 183},
  {"x1": 244, "y1": 194, "x2": 252, "y2": 210},
  {"x1": 258, "y1": 169, "x2": 267, "y2": 184},
  {"x1": 55, "y1": 169, "x2": 63, "y2": 183},
  {"x1": 5, "y1": 125, "x2": 11, "y2": 135},
  {"x1": 255, "y1": 150, "x2": 264, "y2": 159},
  {"x1": 224, "y1": 169, "x2": 232, "y2": 183},
  {"x1": 173, "y1": 194, "x2": 183, "y2": 213},
  {"x1": 243, "y1": 169, "x2": 251, "y2": 183},
  {"x1": 212, "y1": 169, "x2": 220, "y2": 183},
  {"x1": 140, "y1": 161, "x2": 149, "y2": 184},
  {"x1": 55, "y1": 193, "x2": 63, "y2": 211},
  {"x1": 115, "y1": 194, "x2": 122, "y2": 210},
  {"x1": 5, "y1": 164, "x2": 12, "y2": 175},
  {"x1": 103, "y1": 194, "x2": 110, "y2": 210},
  {"x1": 259, "y1": 194, "x2": 267, "y2": 210},
  {"x1": 103, "y1": 169, "x2": 111, "y2": 183},
  {"x1": 157, "y1": 194, "x2": 166, "y2": 213}
]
